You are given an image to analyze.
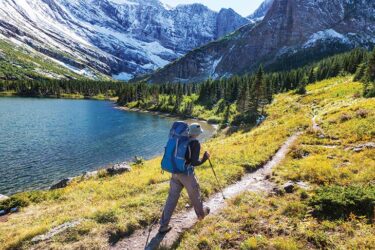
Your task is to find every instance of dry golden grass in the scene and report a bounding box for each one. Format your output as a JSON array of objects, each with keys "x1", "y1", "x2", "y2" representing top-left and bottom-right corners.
[{"x1": 177, "y1": 76, "x2": 375, "y2": 250}]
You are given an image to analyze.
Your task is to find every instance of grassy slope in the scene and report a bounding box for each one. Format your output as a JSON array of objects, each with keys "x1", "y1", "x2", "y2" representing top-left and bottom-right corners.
[
  {"x1": 124, "y1": 94, "x2": 238, "y2": 124},
  {"x1": 178, "y1": 77, "x2": 375, "y2": 249},
  {"x1": 0, "y1": 77, "x2": 310, "y2": 249},
  {"x1": 0, "y1": 39, "x2": 108, "y2": 81}
]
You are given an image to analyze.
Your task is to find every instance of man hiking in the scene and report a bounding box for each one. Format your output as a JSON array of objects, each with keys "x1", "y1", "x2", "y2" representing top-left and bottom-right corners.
[{"x1": 159, "y1": 123, "x2": 211, "y2": 233}]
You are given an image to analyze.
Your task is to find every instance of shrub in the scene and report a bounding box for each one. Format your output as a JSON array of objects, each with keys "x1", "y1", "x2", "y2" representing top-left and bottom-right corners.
[
  {"x1": 197, "y1": 237, "x2": 211, "y2": 250},
  {"x1": 240, "y1": 237, "x2": 257, "y2": 250},
  {"x1": 0, "y1": 196, "x2": 29, "y2": 211},
  {"x1": 355, "y1": 109, "x2": 369, "y2": 118},
  {"x1": 133, "y1": 156, "x2": 145, "y2": 166},
  {"x1": 291, "y1": 148, "x2": 310, "y2": 159},
  {"x1": 339, "y1": 113, "x2": 352, "y2": 122},
  {"x1": 97, "y1": 169, "x2": 108, "y2": 178},
  {"x1": 295, "y1": 85, "x2": 306, "y2": 95},
  {"x1": 272, "y1": 237, "x2": 299, "y2": 250},
  {"x1": 93, "y1": 210, "x2": 119, "y2": 224},
  {"x1": 309, "y1": 185, "x2": 375, "y2": 220},
  {"x1": 282, "y1": 201, "x2": 307, "y2": 218}
]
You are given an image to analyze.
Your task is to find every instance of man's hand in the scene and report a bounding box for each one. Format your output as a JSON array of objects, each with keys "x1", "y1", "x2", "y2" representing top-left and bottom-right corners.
[{"x1": 204, "y1": 151, "x2": 211, "y2": 159}]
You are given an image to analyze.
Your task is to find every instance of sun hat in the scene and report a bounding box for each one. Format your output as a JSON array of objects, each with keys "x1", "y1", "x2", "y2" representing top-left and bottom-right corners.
[{"x1": 189, "y1": 123, "x2": 203, "y2": 136}]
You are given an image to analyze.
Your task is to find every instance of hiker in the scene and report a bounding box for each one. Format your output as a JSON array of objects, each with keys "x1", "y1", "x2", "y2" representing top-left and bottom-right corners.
[{"x1": 159, "y1": 123, "x2": 211, "y2": 233}]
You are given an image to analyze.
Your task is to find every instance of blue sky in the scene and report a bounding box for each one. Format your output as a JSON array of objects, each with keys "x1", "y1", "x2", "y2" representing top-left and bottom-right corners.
[{"x1": 160, "y1": 0, "x2": 264, "y2": 17}]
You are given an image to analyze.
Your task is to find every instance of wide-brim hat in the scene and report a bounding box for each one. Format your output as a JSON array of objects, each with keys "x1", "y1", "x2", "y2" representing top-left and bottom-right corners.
[{"x1": 189, "y1": 123, "x2": 203, "y2": 136}]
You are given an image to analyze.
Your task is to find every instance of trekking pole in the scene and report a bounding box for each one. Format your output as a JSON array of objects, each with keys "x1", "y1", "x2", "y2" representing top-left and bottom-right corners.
[
  {"x1": 208, "y1": 159, "x2": 226, "y2": 200},
  {"x1": 145, "y1": 217, "x2": 158, "y2": 248},
  {"x1": 145, "y1": 205, "x2": 164, "y2": 248}
]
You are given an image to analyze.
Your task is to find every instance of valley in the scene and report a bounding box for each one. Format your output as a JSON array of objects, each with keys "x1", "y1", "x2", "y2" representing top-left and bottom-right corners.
[{"x1": 0, "y1": 0, "x2": 374, "y2": 249}]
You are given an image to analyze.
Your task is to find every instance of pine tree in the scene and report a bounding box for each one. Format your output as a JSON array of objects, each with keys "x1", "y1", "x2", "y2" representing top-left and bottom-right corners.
[{"x1": 366, "y1": 48, "x2": 375, "y2": 82}]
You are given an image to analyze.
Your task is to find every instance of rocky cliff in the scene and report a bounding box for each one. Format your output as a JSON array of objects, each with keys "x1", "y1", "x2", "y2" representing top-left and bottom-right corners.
[
  {"x1": 0, "y1": 0, "x2": 248, "y2": 80},
  {"x1": 146, "y1": 0, "x2": 375, "y2": 83}
]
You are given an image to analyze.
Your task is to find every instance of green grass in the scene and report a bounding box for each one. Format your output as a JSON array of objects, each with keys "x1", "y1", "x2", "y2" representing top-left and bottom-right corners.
[
  {"x1": 177, "y1": 76, "x2": 375, "y2": 250},
  {"x1": 124, "y1": 94, "x2": 237, "y2": 123},
  {"x1": 0, "y1": 39, "x2": 109, "y2": 81}
]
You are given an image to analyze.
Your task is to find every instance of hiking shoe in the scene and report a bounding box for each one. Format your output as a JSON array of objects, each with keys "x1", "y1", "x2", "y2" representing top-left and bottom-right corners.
[
  {"x1": 198, "y1": 206, "x2": 210, "y2": 220},
  {"x1": 204, "y1": 206, "x2": 210, "y2": 216},
  {"x1": 158, "y1": 225, "x2": 172, "y2": 234}
]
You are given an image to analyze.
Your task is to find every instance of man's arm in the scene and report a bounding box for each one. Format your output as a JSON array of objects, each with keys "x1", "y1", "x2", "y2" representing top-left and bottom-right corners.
[{"x1": 189, "y1": 141, "x2": 209, "y2": 167}]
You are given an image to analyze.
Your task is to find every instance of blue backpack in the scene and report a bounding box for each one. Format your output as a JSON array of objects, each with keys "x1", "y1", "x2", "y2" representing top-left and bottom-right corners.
[{"x1": 161, "y1": 121, "x2": 191, "y2": 174}]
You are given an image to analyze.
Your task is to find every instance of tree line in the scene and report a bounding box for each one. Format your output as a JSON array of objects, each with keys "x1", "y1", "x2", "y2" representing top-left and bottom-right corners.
[
  {"x1": 0, "y1": 79, "x2": 123, "y2": 97},
  {"x1": 118, "y1": 48, "x2": 373, "y2": 124}
]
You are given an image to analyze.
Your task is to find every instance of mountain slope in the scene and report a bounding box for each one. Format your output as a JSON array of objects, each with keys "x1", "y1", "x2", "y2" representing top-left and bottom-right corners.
[
  {"x1": 248, "y1": 0, "x2": 274, "y2": 20},
  {"x1": 146, "y1": 0, "x2": 375, "y2": 83},
  {"x1": 0, "y1": 0, "x2": 248, "y2": 80}
]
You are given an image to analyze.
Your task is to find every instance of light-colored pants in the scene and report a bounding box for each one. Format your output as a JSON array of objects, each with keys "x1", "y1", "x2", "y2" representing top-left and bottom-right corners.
[{"x1": 160, "y1": 172, "x2": 204, "y2": 227}]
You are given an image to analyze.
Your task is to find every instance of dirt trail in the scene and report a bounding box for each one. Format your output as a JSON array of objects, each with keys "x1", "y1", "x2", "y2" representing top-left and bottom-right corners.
[{"x1": 112, "y1": 133, "x2": 301, "y2": 250}]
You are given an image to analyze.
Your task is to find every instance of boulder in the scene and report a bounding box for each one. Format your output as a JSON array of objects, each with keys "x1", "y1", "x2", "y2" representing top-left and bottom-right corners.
[
  {"x1": 271, "y1": 187, "x2": 283, "y2": 196},
  {"x1": 106, "y1": 163, "x2": 131, "y2": 176},
  {"x1": 10, "y1": 207, "x2": 18, "y2": 213},
  {"x1": 31, "y1": 220, "x2": 83, "y2": 242},
  {"x1": 283, "y1": 181, "x2": 296, "y2": 193},
  {"x1": 296, "y1": 181, "x2": 310, "y2": 190},
  {"x1": 81, "y1": 170, "x2": 98, "y2": 180},
  {"x1": 346, "y1": 142, "x2": 375, "y2": 153},
  {"x1": 0, "y1": 194, "x2": 9, "y2": 201},
  {"x1": 50, "y1": 178, "x2": 73, "y2": 190}
]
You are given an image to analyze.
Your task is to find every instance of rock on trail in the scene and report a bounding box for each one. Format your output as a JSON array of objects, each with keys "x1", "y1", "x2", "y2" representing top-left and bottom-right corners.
[{"x1": 112, "y1": 133, "x2": 301, "y2": 250}]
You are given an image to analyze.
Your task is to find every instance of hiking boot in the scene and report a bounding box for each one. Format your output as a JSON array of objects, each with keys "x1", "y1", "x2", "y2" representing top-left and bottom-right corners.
[
  {"x1": 158, "y1": 225, "x2": 172, "y2": 234},
  {"x1": 204, "y1": 206, "x2": 210, "y2": 216},
  {"x1": 198, "y1": 207, "x2": 210, "y2": 220}
]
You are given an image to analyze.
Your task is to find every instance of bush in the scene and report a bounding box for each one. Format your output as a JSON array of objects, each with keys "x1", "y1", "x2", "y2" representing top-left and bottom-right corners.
[
  {"x1": 133, "y1": 156, "x2": 145, "y2": 166},
  {"x1": 355, "y1": 109, "x2": 369, "y2": 118},
  {"x1": 282, "y1": 201, "x2": 307, "y2": 219},
  {"x1": 295, "y1": 85, "x2": 306, "y2": 95},
  {"x1": 240, "y1": 237, "x2": 257, "y2": 250},
  {"x1": 93, "y1": 210, "x2": 119, "y2": 224},
  {"x1": 339, "y1": 113, "x2": 352, "y2": 122},
  {"x1": 309, "y1": 185, "x2": 375, "y2": 220},
  {"x1": 0, "y1": 196, "x2": 29, "y2": 211}
]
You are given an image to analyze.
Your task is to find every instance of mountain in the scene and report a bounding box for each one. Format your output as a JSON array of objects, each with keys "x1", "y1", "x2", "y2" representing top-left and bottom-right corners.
[
  {"x1": 146, "y1": 0, "x2": 375, "y2": 83},
  {"x1": 0, "y1": 0, "x2": 248, "y2": 80},
  {"x1": 248, "y1": 0, "x2": 274, "y2": 21}
]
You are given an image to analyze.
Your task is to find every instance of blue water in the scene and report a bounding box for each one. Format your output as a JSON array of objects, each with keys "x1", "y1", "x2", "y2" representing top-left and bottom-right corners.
[{"x1": 0, "y1": 97, "x2": 213, "y2": 195}]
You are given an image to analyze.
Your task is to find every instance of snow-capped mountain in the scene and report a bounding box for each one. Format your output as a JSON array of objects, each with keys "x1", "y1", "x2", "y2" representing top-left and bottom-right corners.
[
  {"x1": 248, "y1": 0, "x2": 274, "y2": 21},
  {"x1": 0, "y1": 0, "x2": 248, "y2": 80},
  {"x1": 146, "y1": 0, "x2": 375, "y2": 83}
]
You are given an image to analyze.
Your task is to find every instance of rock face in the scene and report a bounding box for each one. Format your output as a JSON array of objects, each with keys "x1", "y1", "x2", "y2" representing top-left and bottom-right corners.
[
  {"x1": 248, "y1": 0, "x2": 274, "y2": 20},
  {"x1": 50, "y1": 178, "x2": 73, "y2": 190},
  {"x1": 106, "y1": 163, "x2": 132, "y2": 176},
  {"x1": 147, "y1": 0, "x2": 375, "y2": 83},
  {"x1": 0, "y1": 0, "x2": 248, "y2": 80},
  {"x1": 0, "y1": 194, "x2": 9, "y2": 201},
  {"x1": 283, "y1": 181, "x2": 295, "y2": 193}
]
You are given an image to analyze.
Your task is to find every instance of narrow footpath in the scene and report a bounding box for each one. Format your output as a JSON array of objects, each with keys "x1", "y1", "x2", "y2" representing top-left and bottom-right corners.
[{"x1": 112, "y1": 132, "x2": 301, "y2": 250}]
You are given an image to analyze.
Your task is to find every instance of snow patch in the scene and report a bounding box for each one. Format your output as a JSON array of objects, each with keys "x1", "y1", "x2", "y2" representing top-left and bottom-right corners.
[
  {"x1": 109, "y1": 0, "x2": 139, "y2": 6},
  {"x1": 303, "y1": 29, "x2": 350, "y2": 48},
  {"x1": 112, "y1": 72, "x2": 133, "y2": 81},
  {"x1": 210, "y1": 56, "x2": 222, "y2": 76}
]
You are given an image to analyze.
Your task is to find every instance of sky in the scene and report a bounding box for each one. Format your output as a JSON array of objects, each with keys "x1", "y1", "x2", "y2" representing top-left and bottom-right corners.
[{"x1": 160, "y1": 0, "x2": 264, "y2": 17}]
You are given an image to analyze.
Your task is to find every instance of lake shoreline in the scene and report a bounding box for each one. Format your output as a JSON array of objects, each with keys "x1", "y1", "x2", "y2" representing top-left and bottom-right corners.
[
  {"x1": 0, "y1": 91, "x2": 117, "y2": 101},
  {"x1": 116, "y1": 106, "x2": 220, "y2": 130}
]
